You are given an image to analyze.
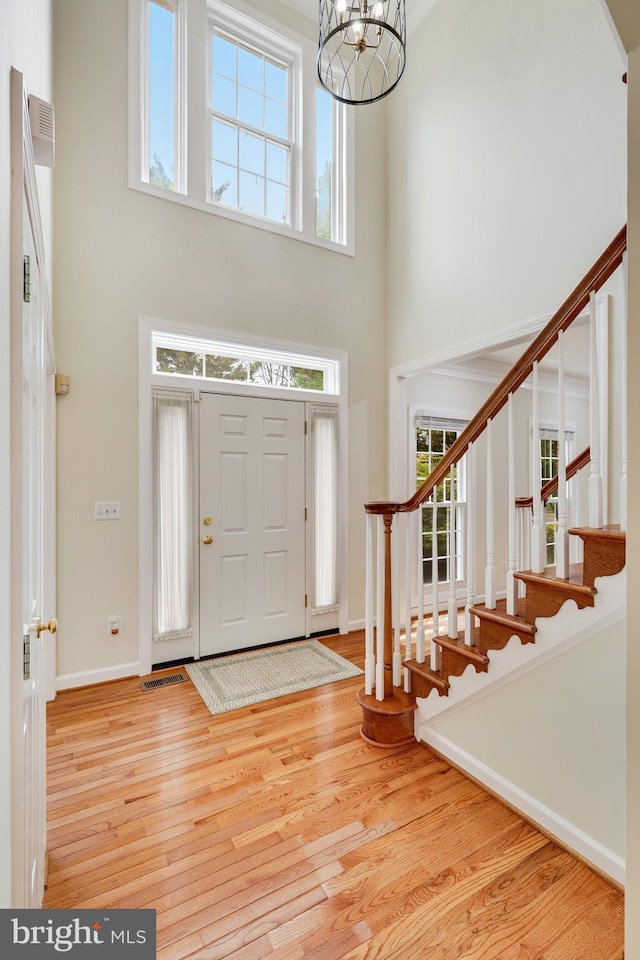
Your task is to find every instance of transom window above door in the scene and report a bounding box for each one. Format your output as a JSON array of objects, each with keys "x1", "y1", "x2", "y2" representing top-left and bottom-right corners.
[{"x1": 152, "y1": 330, "x2": 341, "y2": 395}]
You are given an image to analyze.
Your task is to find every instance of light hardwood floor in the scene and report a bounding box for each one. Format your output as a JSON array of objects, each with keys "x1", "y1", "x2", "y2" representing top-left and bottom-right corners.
[{"x1": 44, "y1": 632, "x2": 624, "y2": 959}]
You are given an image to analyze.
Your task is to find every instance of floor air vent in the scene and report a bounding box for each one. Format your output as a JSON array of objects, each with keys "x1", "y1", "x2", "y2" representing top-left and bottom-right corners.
[{"x1": 141, "y1": 673, "x2": 188, "y2": 691}]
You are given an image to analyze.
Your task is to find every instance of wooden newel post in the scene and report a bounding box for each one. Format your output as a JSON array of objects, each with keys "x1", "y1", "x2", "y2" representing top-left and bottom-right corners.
[
  {"x1": 382, "y1": 511, "x2": 394, "y2": 699},
  {"x1": 359, "y1": 500, "x2": 417, "y2": 748}
]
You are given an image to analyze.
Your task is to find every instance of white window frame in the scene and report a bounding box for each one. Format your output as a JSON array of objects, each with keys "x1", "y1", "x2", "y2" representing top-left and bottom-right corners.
[
  {"x1": 414, "y1": 414, "x2": 468, "y2": 590},
  {"x1": 151, "y1": 329, "x2": 340, "y2": 394},
  {"x1": 129, "y1": 0, "x2": 354, "y2": 253}
]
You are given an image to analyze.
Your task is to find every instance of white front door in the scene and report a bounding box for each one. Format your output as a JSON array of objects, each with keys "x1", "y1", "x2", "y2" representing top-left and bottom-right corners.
[
  {"x1": 10, "y1": 69, "x2": 53, "y2": 907},
  {"x1": 199, "y1": 393, "x2": 306, "y2": 656}
]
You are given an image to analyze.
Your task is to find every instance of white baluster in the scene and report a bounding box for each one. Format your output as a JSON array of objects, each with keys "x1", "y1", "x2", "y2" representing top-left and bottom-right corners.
[
  {"x1": 485, "y1": 418, "x2": 496, "y2": 609},
  {"x1": 621, "y1": 251, "x2": 628, "y2": 531},
  {"x1": 506, "y1": 396, "x2": 518, "y2": 615},
  {"x1": 392, "y1": 512, "x2": 401, "y2": 687},
  {"x1": 517, "y1": 505, "x2": 529, "y2": 596},
  {"x1": 589, "y1": 290, "x2": 604, "y2": 527},
  {"x1": 531, "y1": 361, "x2": 544, "y2": 573},
  {"x1": 448, "y1": 464, "x2": 458, "y2": 639},
  {"x1": 365, "y1": 512, "x2": 375, "y2": 695},
  {"x1": 464, "y1": 442, "x2": 476, "y2": 644},
  {"x1": 431, "y1": 499, "x2": 440, "y2": 669},
  {"x1": 416, "y1": 508, "x2": 426, "y2": 662},
  {"x1": 405, "y1": 511, "x2": 413, "y2": 664},
  {"x1": 375, "y1": 514, "x2": 385, "y2": 701},
  {"x1": 556, "y1": 330, "x2": 570, "y2": 578}
]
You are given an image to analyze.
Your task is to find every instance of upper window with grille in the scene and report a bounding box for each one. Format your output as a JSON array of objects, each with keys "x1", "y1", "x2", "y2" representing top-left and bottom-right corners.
[
  {"x1": 130, "y1": 0, "x2": 352, "y2": 251},
  {"x1": 210, "y1": 30, "x2": 291, "y2": 223}
]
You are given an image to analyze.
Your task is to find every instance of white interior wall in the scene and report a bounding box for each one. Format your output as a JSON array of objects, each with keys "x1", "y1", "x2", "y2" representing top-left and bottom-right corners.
[
  {"x1": 427, "y1": 619, "x2": 626, "y2": 866},
  {"x1": 0, "y1": 0, "x2": 53, "y2": 908},
  {"x1": 387, "y1": 0, "x2": 627, "y2": 369},
  {"x1": 52, "y1": 0, "x2": 388, "y2": 681}
]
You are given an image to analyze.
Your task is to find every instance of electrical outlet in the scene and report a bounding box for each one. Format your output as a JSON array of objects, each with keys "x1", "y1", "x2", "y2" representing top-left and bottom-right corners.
[{"x1": 95, "y1": 501, "x2": 121, "y2": 520}]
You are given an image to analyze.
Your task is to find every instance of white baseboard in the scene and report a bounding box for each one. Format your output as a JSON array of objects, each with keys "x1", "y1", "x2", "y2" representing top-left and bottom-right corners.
[
  {"x1": 56, "y1": 662, "x2": 141, "y2": 691},
  {"x1": 348, "y1": 618, "x2": 365, "y2": 632},
  {"x1": 422, "y1": 728, "x2": 625, "y2": 887}
]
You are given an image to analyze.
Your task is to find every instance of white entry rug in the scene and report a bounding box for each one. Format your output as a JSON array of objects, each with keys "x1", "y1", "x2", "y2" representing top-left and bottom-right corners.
[{"x1": 185, "y1": 639, "x2": 363, "y2": 716}]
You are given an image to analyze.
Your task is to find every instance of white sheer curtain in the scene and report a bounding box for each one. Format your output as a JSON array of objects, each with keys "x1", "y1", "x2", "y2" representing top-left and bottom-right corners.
[
  {"x1": 154, "y1": 395, "x2": 193, "y2": 641},
  {"x1": 312, "y1": 407, "x2": 339, "y2": 610}
]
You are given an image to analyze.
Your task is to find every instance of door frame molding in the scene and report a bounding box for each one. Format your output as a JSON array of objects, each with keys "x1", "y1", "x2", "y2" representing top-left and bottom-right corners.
[{"x1": 138, "y1": 316, "x2": 349, "y2": 676}]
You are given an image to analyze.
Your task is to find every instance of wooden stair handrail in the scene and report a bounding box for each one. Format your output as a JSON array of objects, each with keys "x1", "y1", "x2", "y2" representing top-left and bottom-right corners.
[
  {"x1": 366, "y1": 226, "x2": 626, "y2": 517},
  {"x1": 515, "y1": 446, "x2": 591, "y2": 509}
]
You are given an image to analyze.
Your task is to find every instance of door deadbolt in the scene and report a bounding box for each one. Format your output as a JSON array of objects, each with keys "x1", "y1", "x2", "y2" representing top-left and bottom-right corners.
[{"x1": 203, "y1": 517, "x2": 212, "y2": 526}]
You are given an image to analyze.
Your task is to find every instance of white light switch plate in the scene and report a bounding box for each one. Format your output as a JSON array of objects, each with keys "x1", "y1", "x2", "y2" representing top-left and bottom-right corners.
[{"x1": 94, "y1": 501, "x2": 121, "y2": 520}]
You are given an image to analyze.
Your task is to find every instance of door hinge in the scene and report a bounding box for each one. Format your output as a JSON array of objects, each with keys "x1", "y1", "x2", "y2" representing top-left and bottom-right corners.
[
  {"x1": 304, "y1": 507, "x2": 307, "y2": 521},
  {"x1": 23, "y1": 634, "x2": 30, "y2": 681},
  {"x1": 23, "y1": 255, "x2": 31, "y2": 302},
  {"x1": 304, "y1": 420, "x2": 308, "y2": 435},
  {"x1": 305, "y1": 594, "x2": 308, "y2": 608}
]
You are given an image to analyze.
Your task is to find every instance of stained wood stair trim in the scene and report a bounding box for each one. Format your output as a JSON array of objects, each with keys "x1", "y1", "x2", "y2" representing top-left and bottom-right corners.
[
  {"x1": 568, "y1": 524, "x2": 625, "y2": 542},
  {"x1": 403, "y1": 661, "x2": 450, "y2": 697},
  {"x1": 513, "y1": 563, "x2": 595, "y2": 593},
  {"x1": 434, "y1": 636, "x2": 490, "y2": 676},
  {"x1": 470, "y1": 600, "x2": 536, "y2": 638},
  {"x1": 568, "y1": 525, "x2": 626, "y2": 587},
  {"x1": 514, "y1": 565, "x2": 597, "y2": 622},
  {"x1": 356, "y1": 687, "x2": 417, "y2": 748}
]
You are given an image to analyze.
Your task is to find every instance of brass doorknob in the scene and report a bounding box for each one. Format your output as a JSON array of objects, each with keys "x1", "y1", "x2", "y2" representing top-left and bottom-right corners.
[
  {"x1": 36, "y1": 618, "x2": 57, "y2": 637},
  {"x1": 202, "y1": 536, "x2": 213, "y2": 545}
]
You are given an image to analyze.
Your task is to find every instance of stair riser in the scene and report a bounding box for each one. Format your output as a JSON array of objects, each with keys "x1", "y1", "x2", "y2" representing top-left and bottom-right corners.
[
  {"x1": 476, "y1": 619, "x2": 536, "y2": 656},
  {"x1": 519, "y1": 581, "x2": 594, "y2": 624},
  {"x1": 583, "y1": 541, "x2": 626, "y2": 587},
  {"x1": 441, "y1": 647, "x2": 489, "y2": 679},
  {"x1": 408, "y1": 672, "x2": 448, "y2": 698}
]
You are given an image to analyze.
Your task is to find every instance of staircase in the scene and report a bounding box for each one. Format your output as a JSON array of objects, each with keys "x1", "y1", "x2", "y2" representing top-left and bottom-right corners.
[
  {"x1": 403, "y1": 525, "x2": 625, "y2": 704},
  {"x1": 358, "y1": 227, "x2": 628, "y2": 748}
]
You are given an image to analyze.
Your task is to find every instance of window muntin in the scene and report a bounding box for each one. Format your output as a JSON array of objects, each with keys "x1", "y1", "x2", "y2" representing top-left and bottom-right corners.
[
  {"x1": 131, "y1": 0, "x2": 351, "y2": 251},
  {"x1": 416, "y1": 418, "x2": 467, "y2": 585},
  {"x1": 210, "y1": 29, "x2": 292, "y2": 224},
  {"x1": 153, "y1": 333, "x2": 339, "y2": 395}
]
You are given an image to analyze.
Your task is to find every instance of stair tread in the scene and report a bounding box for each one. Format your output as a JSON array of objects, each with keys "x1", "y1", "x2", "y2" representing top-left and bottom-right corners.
[
  {"x1": 404, "y1": 660, "x2": 450, "y2": 691},
  {"x1": 433, "y1": 635, "x2": 489, "y2": 666},
  {"x1": 568, "y1": 524, "x2": 626, "y2": 542},
  {"x1": 470, "y1": 599, "x2": 536, "y2": 636},
  {"x1": 514, "y1": 564, "x2": 596, "y2": 595}
]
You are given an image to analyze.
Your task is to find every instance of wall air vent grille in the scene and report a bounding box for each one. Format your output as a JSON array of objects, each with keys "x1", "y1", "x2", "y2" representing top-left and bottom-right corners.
[{"x1": 27, "y1": 94, "x2": 55, "y2": 167}]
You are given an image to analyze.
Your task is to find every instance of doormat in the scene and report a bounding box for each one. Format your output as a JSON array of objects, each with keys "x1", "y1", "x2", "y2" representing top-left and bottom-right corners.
[{"x1": 185, "y1": 639, "x2": 363, "y2": 716}]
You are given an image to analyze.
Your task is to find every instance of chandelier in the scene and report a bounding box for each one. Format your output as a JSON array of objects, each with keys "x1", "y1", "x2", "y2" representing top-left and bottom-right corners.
[{"x1": 317, "y1": 0, "x2": 406, "y2": 105}]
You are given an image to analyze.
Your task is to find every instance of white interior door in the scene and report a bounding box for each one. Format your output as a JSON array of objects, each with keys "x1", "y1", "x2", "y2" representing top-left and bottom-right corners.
[
  {"x1": 10, "y1": 68, "x2": 53, "y2": 908},
  {"x1": 199, "y1": 393, "x2": 306, "y2": 656}
]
